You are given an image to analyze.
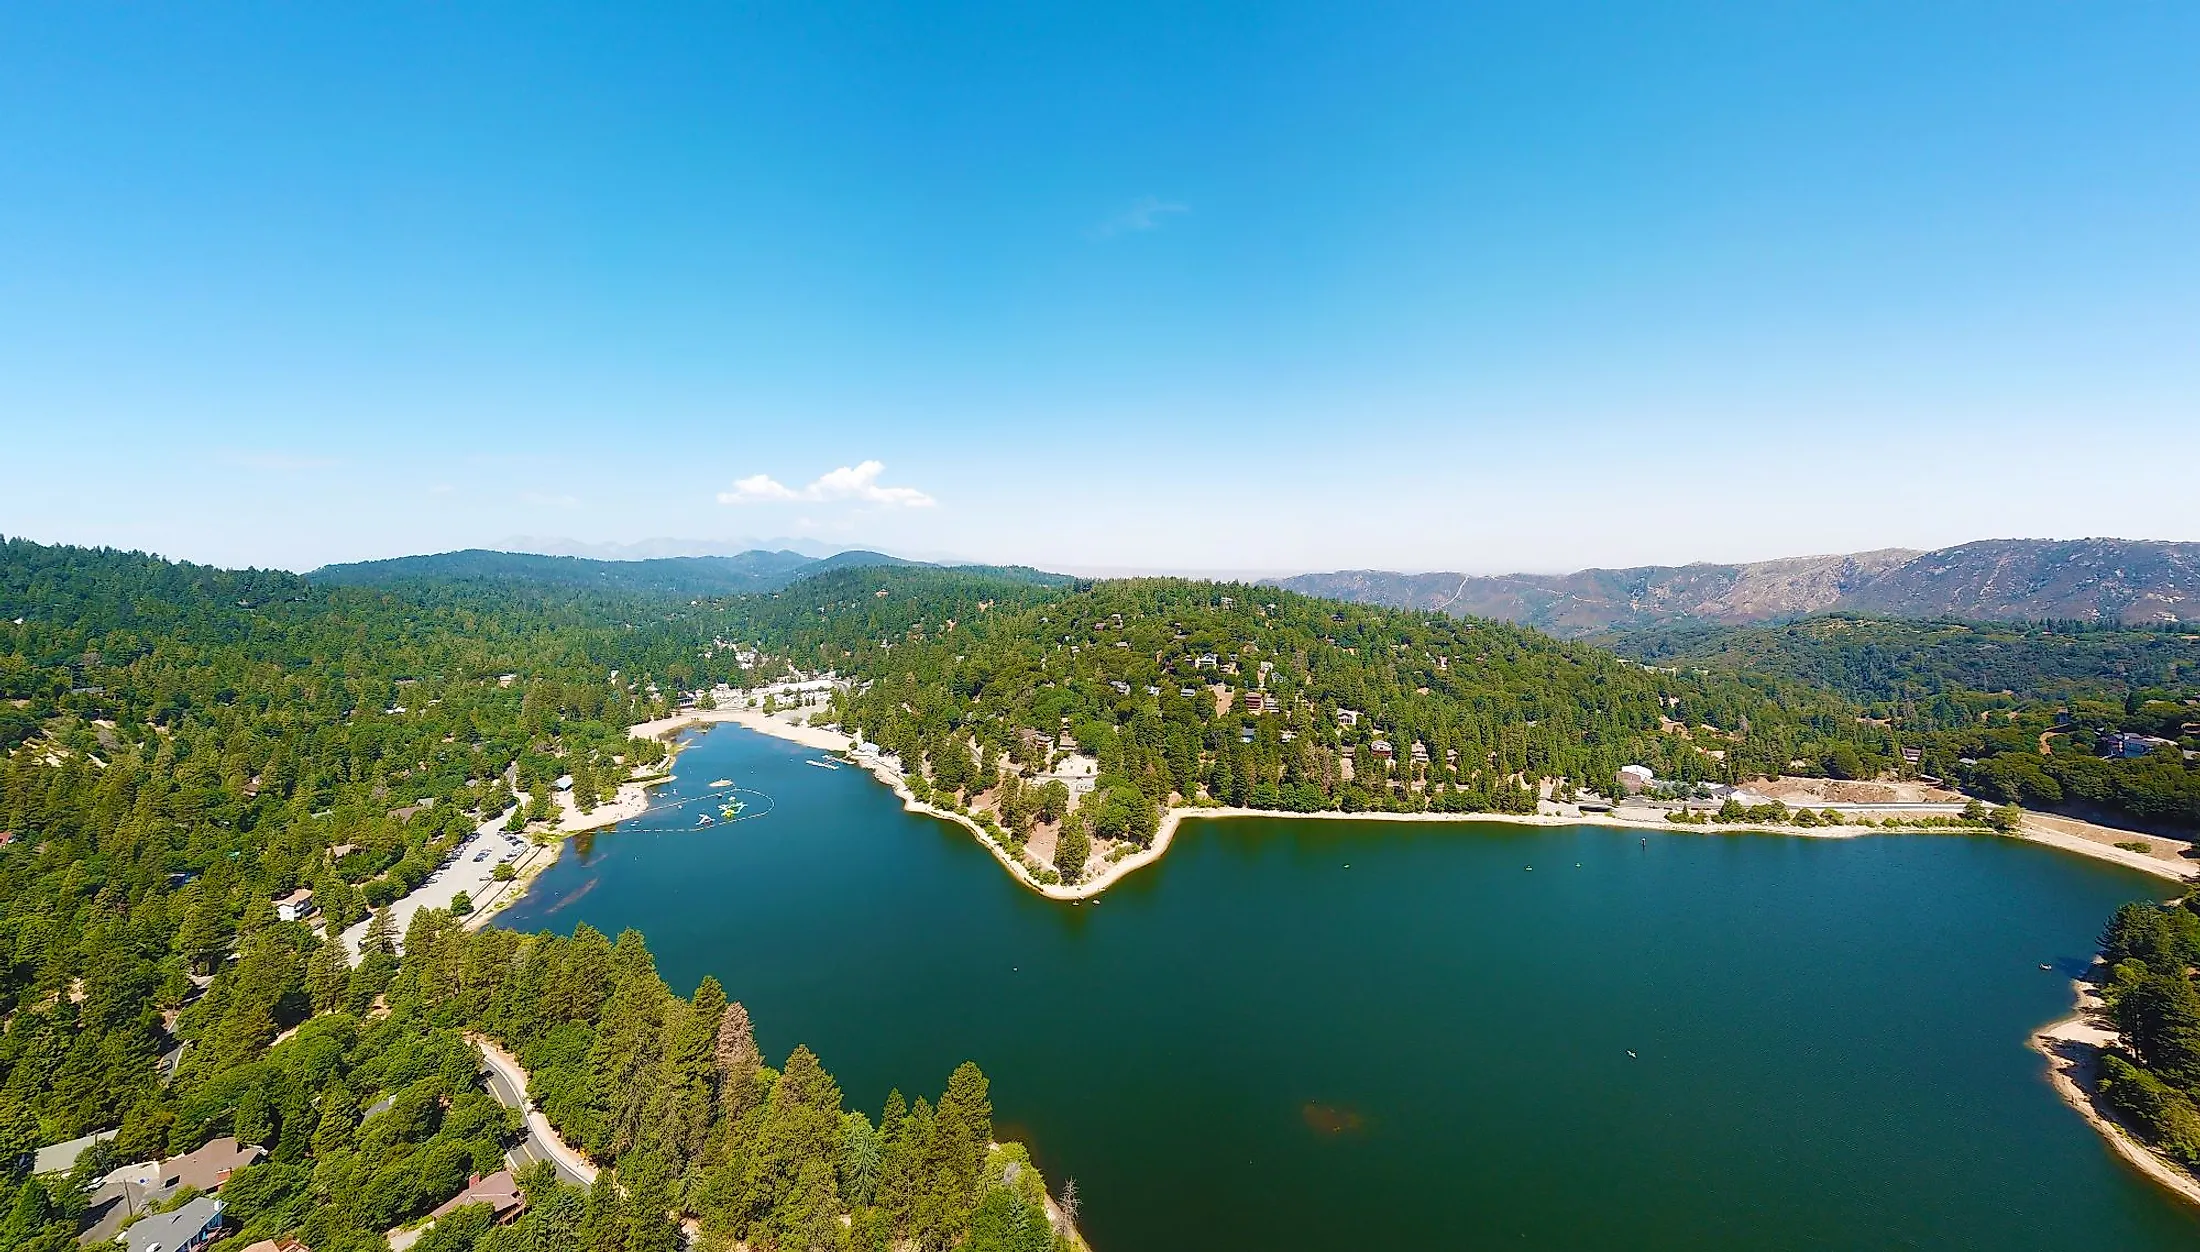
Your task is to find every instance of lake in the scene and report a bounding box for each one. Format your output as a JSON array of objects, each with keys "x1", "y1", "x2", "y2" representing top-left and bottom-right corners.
[{"x1": 495, "y1": 724, "x2": 2200, "y2": 1250}]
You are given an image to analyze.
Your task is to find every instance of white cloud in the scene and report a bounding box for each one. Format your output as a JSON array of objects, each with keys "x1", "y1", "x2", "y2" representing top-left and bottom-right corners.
[
  {"x1": 1095, "y1": 195, "x2": 1188, "y2": 238},
  {"x1": 717, "y1": 460, "x2": 936, "y2": 508}
]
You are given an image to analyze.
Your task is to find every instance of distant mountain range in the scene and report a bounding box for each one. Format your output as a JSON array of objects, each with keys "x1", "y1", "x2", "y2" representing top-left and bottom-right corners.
[
  {"x1": 1268, "y1": 538, "x2": 2200, "y2": 637},
  {"x1": 308, "y1": 547, "x2": 932, "y2": 597}
]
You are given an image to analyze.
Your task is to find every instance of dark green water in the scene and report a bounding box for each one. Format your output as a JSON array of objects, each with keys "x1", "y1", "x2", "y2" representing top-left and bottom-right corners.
[{"x1": 497, "y1": 726, "x2": 2200, "y2": 1250}]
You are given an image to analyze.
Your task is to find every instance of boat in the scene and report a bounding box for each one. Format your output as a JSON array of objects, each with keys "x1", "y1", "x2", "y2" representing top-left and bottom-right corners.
[
  {"x1": 696, "y1": 814, "x2": 714, "y2": 826},
  {"x1": 710, "y1": 778, "x2": 734, "y2": 788},
  {"x1": 806, "y1": 758, "x2": 841, "y2": 770},
  {"x1": 720, "y1": 801, "x2": 745, "y2": 820}
]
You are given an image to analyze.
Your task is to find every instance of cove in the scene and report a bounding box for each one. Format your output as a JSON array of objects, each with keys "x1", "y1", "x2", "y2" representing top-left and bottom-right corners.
[{"x1": 495, "y1": 725, "x2": 2200, "y2": 1250}]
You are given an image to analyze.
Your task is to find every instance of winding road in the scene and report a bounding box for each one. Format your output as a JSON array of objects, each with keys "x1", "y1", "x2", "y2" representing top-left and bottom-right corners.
[{"x1": 469, "y1": 1033, "x2": 599, "y2": 1187}]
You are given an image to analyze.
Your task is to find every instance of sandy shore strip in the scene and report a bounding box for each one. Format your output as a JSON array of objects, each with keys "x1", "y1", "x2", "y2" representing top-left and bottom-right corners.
[
  {"x1": 2034, "y1": 977, "x2": 2200, "y2": 1208},
  {"x1": 460, "y1": 775, "x2": 664, "y2": 930},
  {"x1": 643, "y1": 709, "x2": 2199, "y2": 900},
  {"x1": 342, "y1": 771, "x2": 668, "y2": 957}
]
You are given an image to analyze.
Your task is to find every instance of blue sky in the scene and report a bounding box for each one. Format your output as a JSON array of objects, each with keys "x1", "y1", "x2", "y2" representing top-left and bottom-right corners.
[{"x1": 2, "y1": 2, "x2": 2194, "y2": 574}]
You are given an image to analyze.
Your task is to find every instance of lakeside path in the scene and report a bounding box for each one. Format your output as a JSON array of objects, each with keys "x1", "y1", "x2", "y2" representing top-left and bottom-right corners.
[
  {"x1": 2035, "y1": 977, "x2": 2200, "y2": 1209},
  {"x1": 640, "y1": 709, "x2": 2198, "y2": 900}
]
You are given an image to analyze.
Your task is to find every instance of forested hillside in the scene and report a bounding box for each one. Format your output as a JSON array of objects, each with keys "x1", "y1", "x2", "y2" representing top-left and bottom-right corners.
[
  {"x1": 0, "y1": 538, "x2": 1073, "y2": 1252},
  {"x1": 1601, "y1": 615, "x2": 2200, "y2": 829},
  {"x1": 2090, "y1": 896, "x2": 2200, "y2": 1175},
  {"x1": 702, "y1": 576, "x2": 1917, "y2": 880}
]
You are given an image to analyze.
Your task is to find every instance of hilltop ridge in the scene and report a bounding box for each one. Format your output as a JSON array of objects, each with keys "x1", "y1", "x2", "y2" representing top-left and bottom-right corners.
[{"x1": 1270, "y1": 538, "x2": 2200, "y2": 636}]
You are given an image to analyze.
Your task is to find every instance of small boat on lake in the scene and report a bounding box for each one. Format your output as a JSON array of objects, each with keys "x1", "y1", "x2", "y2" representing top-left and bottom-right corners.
[
  {"x1": 806, "y1": 758, "x2": 841, "y2": 770},
  {"x1": 710, "y1": 778, "x2": 734, "y2": 788},
  {"x1": 696, "y1": 814, "x2": 714, "y2": 826}
]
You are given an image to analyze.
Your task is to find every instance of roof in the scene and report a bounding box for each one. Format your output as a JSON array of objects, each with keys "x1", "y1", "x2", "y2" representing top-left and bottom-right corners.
[
  {"x1": 121, "y1": 1194, "x2": 223, "y2": 1252},
  {"x1": 165, "y1": 1136, "x2": 265, "y2": 1193},
  {"x1": 31, "y1": 1127, "x2": 114, "y2": 1175},
  {"x1": 239, "y1": 1240, "x2": 312, "y2": 1252},
  {"x1": 431, "y1": 1169, "x2": 525, "y2": 1221},
  {"x1": 275, "y1": 888, "x2": 313, "y2": 906}
]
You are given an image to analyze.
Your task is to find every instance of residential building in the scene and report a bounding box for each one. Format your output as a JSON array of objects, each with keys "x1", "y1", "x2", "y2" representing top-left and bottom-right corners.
[
  {"x1": 30, "y1": 1128, "x2": 114, "y2": 1175},
  {"x1": 1336, "y1": 709, "x2": 1360, "y2": 728},
  {"x1": 431, "y1": 1169, "x2": 527, "y2": 1225},
  {"x1": 274, "y1": 888, "x2": 316, "y2": 922},
  {"x1": 121, "y1": 1195, "x2": 224, "y2": 1252},
  {"x1": 2100, "y1": 731, "x2": 2176, "y2": 759},
  {"x1": 1617, "y1": 764, "x2": 1655, "y2": 792},
  {"x1": 168, "y1": 1136, "x2": 264, "y2": 1195},
  {"x1": 1370, "y1": 740, "x2": 1394, "y2": 760}
]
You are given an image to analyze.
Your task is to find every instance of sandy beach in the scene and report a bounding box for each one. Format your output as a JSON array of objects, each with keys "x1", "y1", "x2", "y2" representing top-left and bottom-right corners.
[
  {"x1": 2034, "y1": 977, "x2": 2200, "y2": 1208},
  {"x1": 342, "y1": 771, "x2": 668, "y2": 958},
  {"x1": 680, "y1": 708, "x2": 2194, "y2": 902}
]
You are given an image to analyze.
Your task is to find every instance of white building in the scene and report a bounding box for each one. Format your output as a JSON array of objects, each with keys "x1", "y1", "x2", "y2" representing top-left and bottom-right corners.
[{"x1": 275, "y1": 888, "x2": 316, "y2": 923}]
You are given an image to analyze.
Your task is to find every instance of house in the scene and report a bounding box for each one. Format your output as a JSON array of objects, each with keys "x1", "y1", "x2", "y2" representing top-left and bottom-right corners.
[
  {"x1": 30, "y1": 1128, "x2": 114, "y2": 1175},
  {"x1": 1409, "y1": 741, "x2": 1430, "y2": 765},
  {"x1": 161, "y1": 1136, "x2": 265, "y2": 1196},
  {"x1": 1194, "y1": 654, "x2": 1218, "y2": 670},
  {"x1": 1899, "y1": 746, "x2": 1923, "y2": 765},
  {"x1": 1145, "y1": 685, "x2": 1161, "y2": 696},
  {"x1": 1370, "y1": 740, "x2": 1394, "y2": 761},
  {"x1": 121, "y1": 1195, "x2": 224, "y2": 1252},
  {"x1": 327, "y1": 843, "x2": 358, "y2": 860},
  {"x1": 1180, "y1": 687, "x2": 1198, "y2": 698},
  {"x1": 1109, "y1": 680, "x2": 1131, "y2": 695},
  {"x1": 1243, "y1": 692, "x2": 1268, "y2": 713},
  {"x1": 1238, "y1": 726, "x2": 1256, "y2": 744},
  {"x1": 431, "y1": 1169, "x2": 527, "y2": 1225},
  {"x1": 274, "y1": 888, "x2": 316, "y2": 923},
  {"x1": 1617, "y1": 764, "x2": 1655, "y2": 792},
  {"x1": 239, "y1": 1240, "x2": 313, "y2": 1252},
  {"x1": 2101, "y1": 732, "x2": 2176, "y2": 759},
  {"x1": 1335, "y1": 709, "x2": 1360, "y2": 728}
]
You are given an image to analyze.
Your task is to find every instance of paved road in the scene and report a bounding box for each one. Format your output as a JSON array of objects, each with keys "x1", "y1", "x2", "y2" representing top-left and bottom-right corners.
[{"x1": 471, "y1": 1034, "x2": 598, "y2": 1187}]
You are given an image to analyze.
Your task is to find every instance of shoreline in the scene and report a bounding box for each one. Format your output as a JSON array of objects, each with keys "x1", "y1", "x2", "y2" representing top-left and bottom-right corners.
[
  {"x1": 651, "y1": 711, "x2": 2196, "y2": 901},
  {"x1": 462, "y1": 772, "x2": 668, "y2": 931},
  {"x1": 2033, "y1": 976, "x2": 2200, "y2": 1209}
]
